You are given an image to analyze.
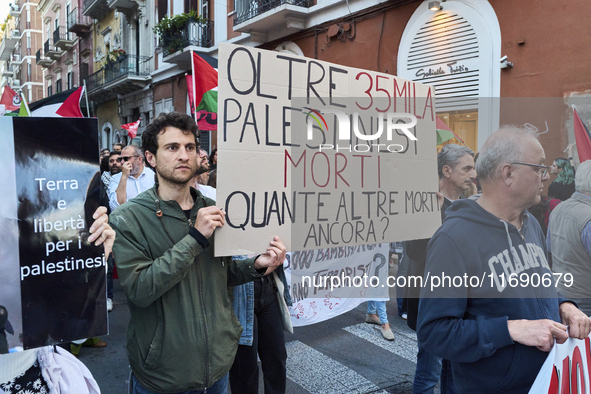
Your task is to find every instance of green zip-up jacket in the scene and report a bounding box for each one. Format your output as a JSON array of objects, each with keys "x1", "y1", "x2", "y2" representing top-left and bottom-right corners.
[{"x1": 110, "y1": 186, "x2": 263, "y2": 392}]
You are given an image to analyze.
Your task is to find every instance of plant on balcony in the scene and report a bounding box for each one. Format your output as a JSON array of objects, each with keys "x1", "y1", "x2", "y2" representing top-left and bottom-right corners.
[
  {"x1": 153, "y1": 10, "x2": 207, "y2": 54},
  {"x1": 113, "y1": 48, "x2": 127, "y2": 62},
  {"x1": 103, "y1": 49, "x2": 127, "y2": 69}
]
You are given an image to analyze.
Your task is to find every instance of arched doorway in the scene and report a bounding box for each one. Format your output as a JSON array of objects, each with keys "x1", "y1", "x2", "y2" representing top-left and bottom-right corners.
[{"x1": 398, "y1": 0, "x2": 502, "y2": 150}]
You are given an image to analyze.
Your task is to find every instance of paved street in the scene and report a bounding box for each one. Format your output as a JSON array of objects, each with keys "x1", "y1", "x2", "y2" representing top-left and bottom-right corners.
[{"x1": 81, "y1": 267, "x2": 423, "y2": 393}]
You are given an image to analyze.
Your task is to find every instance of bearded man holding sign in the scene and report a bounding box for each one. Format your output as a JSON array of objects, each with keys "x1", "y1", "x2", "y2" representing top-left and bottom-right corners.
[{"x1": 109, "y1": 112, "x2": 286, "y2": 394}]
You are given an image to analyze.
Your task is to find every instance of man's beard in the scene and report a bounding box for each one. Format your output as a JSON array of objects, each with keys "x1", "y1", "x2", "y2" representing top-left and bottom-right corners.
[
  {"x1": 110, "y1": 167, "x2": 121, "y2": 175},
  {"x1": 194, "y1": 161, "x2": 210, "y2": 176}
]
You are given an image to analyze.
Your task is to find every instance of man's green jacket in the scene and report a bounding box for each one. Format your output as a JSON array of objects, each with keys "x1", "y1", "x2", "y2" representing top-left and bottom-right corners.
[{"x1": 110, "y1": 186, "x2": 262, "y2": 392}]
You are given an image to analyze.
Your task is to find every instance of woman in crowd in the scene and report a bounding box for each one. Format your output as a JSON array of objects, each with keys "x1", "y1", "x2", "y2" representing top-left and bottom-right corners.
[
  {"x1": 548, "y1": 157, "x2": 575, "y2": 201},
  {"x1": 209, "y1": 149, "x2": 217, "y2": 171}
]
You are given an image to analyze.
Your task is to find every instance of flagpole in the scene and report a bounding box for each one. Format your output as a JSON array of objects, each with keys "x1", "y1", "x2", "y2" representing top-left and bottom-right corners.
[
  {"x1": 83, "y1": 80, "x2": 90, "y2": 117},
  {"x1": 191, "y1": 50, "x2": 198, "y2": 124}
]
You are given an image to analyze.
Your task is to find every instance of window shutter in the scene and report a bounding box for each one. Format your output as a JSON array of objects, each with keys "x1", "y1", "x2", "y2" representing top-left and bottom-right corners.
[{"x1": 406, "y1": 12, "x2": 480, "y2": 112}]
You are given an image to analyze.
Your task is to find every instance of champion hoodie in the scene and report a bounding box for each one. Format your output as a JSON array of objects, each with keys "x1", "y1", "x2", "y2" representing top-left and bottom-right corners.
[{"x1": 417, "y1": 199, "x2": 564, "y2": 393}]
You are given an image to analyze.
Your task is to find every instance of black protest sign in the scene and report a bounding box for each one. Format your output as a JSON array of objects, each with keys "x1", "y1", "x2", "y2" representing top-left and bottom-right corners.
[{"x1": 0, "y1": 117, "x2": 106, "y2": 350}]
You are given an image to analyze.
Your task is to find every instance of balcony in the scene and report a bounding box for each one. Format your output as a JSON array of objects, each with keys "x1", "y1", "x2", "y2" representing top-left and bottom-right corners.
[
  {"x1": 107, "y1": 0, "x2": 140, "y2": 17},
  {"x1": 161, "y1": 19, "x2": 214, "y2": 70},
  {"x1": 68, "y1": 8, "x2": 92, "y2": 36},
  {"x1": 11, "y1": 79, "x2": 21, "y2": 88},
  {"x1": 44, "y1": 39, "x2": 61, "y2": 60},
  {"x1": 54, "y1": 26, "x2": 75, "y2": 50},
  {"x1": 11, "y1": 29, "x2": 22, "y2": 41},
  {"x1": 86, "y1": 54, "x2": 151, "y2": 102},
  {"x1": 0, "y1": 29, "x2": 20, "y2": 61},
  {"x1": 10, "y1": 4, "x2": 21, "y2": 17},
  {"x1": 1, "y1": 64, "x2": 14, "y2": 77},
  {"x1": 233, "y1": 0, "x2": 312, "y2": 34},
  {"x1": 79, "y1": 36, "x2": 92, "y2": 57},
  {"x1": 82, "y1": 0, "x2": 110, "y2": 20},
  {"x1": 36, "y1": 48, "x2": 53, "y2": 67}
]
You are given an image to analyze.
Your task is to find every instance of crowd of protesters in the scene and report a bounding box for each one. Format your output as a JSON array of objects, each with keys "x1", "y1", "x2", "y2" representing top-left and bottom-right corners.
[{"x1": 1, "y1": 113, "x2": 590, "y2": 394}]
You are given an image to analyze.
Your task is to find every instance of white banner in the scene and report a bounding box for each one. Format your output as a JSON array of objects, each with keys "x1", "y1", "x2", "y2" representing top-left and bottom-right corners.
[
  {"x1": 529, "y1": 337, "x2": 591, "y2": 393},
  {"x1": 285, "y1": 244, "x2": 390, "y2": 327}
]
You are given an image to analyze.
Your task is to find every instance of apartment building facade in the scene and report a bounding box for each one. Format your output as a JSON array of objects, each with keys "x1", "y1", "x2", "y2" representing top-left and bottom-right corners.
[
  {"x1": 0, "y1": 0, "x2": 44, "y2": 103},
  {"x1": 36, "y1": 0, "x2": 88, "y2": 98},
  {"x1": 79, "y1": 0, "x2": 591, "y2": 161},
  {"x1": 83, "y1": 0, "x2": 153, "y2": 149}
]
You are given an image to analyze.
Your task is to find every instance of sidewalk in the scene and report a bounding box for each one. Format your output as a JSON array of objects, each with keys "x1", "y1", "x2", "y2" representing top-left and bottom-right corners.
[{"x1": 78, "y1": 280, "x2": 130, "y2": 394}]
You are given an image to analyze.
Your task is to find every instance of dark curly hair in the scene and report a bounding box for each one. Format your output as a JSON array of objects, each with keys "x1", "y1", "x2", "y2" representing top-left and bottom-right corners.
[{"x1": 141, "y1": 112, "x2": 199, "y2": 166}]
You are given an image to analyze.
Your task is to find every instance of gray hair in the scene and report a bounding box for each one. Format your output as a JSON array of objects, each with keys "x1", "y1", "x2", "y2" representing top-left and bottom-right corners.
[
  {"x1": 575, "y1": 160, "x2": 591, "y2": 194},
  {"x1": 476, "y1": 126, "x2": 538, "y2": 183},
  {"x1": 125, "y1": 144, "x2": 144, "y2": 158},
  {"x1": 437, "y1": 144, "x2": 475, "y2": 179}
]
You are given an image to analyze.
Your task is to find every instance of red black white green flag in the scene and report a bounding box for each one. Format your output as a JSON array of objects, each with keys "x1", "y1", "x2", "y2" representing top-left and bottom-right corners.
[
  {"x1": 187, "y1": 51, "x2": 218, "y2": 131},
  {"x1": 573, "y1": 105, "x2": 591, "y2": 162}
]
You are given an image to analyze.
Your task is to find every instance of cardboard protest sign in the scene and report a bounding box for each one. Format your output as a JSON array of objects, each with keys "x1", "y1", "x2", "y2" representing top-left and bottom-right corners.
[
  {"x1": 285, "y1": 244, "x2": 390, "y2": 326},
  {"x1": 529, "y1": 336, "x2": 591, "y2": 393},
  {"x1": 216, "y1": 43, "x2": 440, "y2": 256},
  {"x1": 0, "y1": 117, "x2": 107, "y2": 351}
]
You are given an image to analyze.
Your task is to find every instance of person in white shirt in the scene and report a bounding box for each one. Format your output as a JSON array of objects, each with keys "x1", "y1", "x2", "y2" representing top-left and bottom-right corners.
[
  {"x1": 108, "y1": 145, "x2": 155, "y2": 211},
  {"x1": 193, "y1": 148, "x2": 216, "y2": 200}
]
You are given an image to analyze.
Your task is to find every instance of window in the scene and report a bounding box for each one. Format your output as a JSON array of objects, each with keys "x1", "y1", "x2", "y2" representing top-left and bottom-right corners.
[
  {"x1": 56, "y1": 79, "x2": 62, "y2": 93},
  {"x1": 67, "y1": 72, "x2": 73, "y2": 89},
  {"x1": 48, "y1": 85, "x2": 52, "y2": 96},
  {"x1": 158, "y1": 0, "x2": 167, "y2": 22},
  {"x1": 27, "y1": 34, "x2": 31, "y2": 49},
  {"x1": 80, "y1": 62, "x2": 89, "y2": 86}
]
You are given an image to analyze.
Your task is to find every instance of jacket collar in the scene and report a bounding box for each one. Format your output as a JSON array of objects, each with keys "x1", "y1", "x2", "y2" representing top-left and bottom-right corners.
[
  {"x1": 572, "y1": 192, "x2": 591, "y2": 206},
  {"x1": 144, "y1": 185, "x2": 205, "y2": 220}
]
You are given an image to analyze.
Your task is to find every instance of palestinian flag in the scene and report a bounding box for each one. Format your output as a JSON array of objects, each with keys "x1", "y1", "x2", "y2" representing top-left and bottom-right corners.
[
  {"x1": 436, "y1": 116, "x2": 466, "y2": 147},
  {"x1": 573, "y1": 105, "x2": 591, "y2": 162},
  {"x1": 188, "y1": 51, "x2": 218, "y2": 131},
  {"x1": 5, "y1": 88, "x2": 89, "y2": 117},
  {"x1": 56, "y1": 86, "x2": 85, "y2": 118}
]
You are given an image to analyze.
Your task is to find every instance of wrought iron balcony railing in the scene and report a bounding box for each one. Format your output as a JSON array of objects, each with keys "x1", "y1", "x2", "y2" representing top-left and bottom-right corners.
[
  {"x1": 82, "y1": 0, "x2": 109, "y2": 19},
  {"x1": 54, "y1": 26, "x2": 74, "y2": 48},
  {"x1": 86, "y1": 54, "x2": 151, "y2": 91},
  {"x1": 234, "y1": 0, "x2": 314, "y2": 26},
  {"x1": 160, "y1": 19, "x2": 214, "y2": 57},
  {"x1": 67, "y1": 8, "x2": 92, "y2": 34}
]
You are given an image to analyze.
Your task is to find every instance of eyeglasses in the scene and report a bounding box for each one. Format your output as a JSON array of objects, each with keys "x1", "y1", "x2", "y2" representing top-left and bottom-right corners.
[
  {"x1": 117, "y1": 155, "x2": 139, "y2": 162},
  {"x1": 511, "y1": 162, "x2": 549, "y2": 177}
]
